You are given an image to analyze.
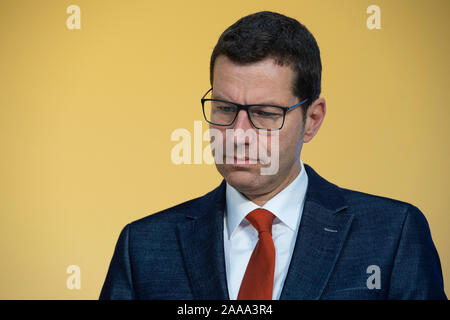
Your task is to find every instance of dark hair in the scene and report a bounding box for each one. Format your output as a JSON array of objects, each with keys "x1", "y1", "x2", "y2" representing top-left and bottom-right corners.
[{"x1": 210, "y1": 11, "x2": 322, "y2": 113}]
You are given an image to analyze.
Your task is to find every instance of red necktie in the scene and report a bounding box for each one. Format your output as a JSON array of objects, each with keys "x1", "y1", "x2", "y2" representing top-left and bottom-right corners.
[{"x1": 237, "y1": 208, "x2": 276, "y2": 300}]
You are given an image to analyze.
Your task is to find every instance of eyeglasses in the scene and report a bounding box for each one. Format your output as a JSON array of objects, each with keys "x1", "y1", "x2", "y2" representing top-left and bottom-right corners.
[{"x1": 201, "y1": 88, "x2": 308, "y2": 131}]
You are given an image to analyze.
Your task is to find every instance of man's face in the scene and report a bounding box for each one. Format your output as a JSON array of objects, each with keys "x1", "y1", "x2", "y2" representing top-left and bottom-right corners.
[{"x1": 211, "y1": 55, "x2": 306, "y2": 198}]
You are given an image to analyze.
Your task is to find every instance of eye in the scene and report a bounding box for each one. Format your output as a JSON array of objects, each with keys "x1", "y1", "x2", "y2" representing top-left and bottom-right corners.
[
  {"x1": 251, "y1": 109, "x2": 283, "y2": 117},
  {"x1": 217, "y1": 106, "x2": 236, "y2": 113},
  {"x1": 255, "y1": 110, "x2": 276, "y2": 116}
]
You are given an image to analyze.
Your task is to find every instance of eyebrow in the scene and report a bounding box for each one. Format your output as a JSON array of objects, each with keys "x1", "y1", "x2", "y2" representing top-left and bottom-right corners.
[{"x1": 211, "y1": 93, "x2": 284, "y2": 107}]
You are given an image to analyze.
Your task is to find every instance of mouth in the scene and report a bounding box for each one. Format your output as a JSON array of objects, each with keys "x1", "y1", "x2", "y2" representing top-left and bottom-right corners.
[{"x1": 223, "y1": 156, "x2": 258, "y2": 166}]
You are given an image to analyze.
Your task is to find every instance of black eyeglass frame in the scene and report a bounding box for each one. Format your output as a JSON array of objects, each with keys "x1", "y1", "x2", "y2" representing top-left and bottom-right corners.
[{"x1": 201, "y1": 88, "x2": 309, "y2": 131}]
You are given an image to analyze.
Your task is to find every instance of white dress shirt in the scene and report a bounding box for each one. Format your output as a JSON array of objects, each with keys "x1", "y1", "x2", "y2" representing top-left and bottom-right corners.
[{"x1": 223, "y1": 160, "x2": 309, "y2": 300}]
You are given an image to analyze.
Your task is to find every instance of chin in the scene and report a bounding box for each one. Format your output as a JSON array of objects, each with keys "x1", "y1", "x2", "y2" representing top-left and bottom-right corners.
[{"x1": 218, "y1": 165, "x2": 265, "y2": 192}]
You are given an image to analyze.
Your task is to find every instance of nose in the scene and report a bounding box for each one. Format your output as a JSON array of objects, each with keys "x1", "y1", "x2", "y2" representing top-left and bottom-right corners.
[
  {"x1": 230, "y1": 109, "x2": 257, "y2": 148},
  {"x1": 233, "y1": 110, "x2": 253, "y2": 131}
]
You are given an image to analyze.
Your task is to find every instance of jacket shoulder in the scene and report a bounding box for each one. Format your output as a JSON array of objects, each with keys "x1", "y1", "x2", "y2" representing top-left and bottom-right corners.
[
  {"x1": 340, "y1": 187, "x2": 414, "y2": 210},
  {"x1": 338, "y1": 187, "x2": 428, "y2": 227},
  {"x1": 131, "y1": 197, "x2": 199, "y2": 226},
  {"x1": 128, "y1": 182, "x2": 223, "y2": 230}
]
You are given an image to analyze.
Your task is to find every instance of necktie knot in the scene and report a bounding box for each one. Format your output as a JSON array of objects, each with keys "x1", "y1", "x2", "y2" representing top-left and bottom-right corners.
[{"x1": 246, "y1": 208, "x2": 275, "y2": 236}]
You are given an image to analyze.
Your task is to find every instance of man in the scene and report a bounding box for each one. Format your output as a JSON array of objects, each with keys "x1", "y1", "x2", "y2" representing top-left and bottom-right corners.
[{"x1": 100, "y1": 11, "x2": 446, "y2": 300}]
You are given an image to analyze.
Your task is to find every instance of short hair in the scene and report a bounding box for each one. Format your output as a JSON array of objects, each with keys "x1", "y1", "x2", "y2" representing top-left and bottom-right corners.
[{"x1": 210, "y1": 11, "x2": 322, "y2": 113}]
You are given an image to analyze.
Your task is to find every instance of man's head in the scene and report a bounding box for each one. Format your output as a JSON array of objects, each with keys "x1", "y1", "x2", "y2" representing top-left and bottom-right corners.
[{"x1": 208, "y1": 11, "x2": 326, "y2": 203}]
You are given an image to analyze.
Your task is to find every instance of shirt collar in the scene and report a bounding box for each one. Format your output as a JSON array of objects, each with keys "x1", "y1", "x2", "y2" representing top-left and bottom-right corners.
[{"x1": 225, "y1": 160, "x2": 309, "y2": 239}]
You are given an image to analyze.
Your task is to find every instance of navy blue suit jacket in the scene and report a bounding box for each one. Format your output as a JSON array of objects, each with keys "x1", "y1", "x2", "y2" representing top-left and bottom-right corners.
[{"x1": 100, "y1": 164, "x2": 446, "y2": 299}]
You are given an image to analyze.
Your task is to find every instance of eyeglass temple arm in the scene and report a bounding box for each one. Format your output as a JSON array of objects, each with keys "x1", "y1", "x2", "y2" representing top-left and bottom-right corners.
[
  {"x1": 286, "y1": 98, "x2": 309, "y2": 111},
  {"x1": 201, "y1": 88, "x2": 213, "y2": 100}
]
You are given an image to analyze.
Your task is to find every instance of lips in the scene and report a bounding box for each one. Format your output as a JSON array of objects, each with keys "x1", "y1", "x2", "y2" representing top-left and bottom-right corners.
[{"x1": 223, "y1": 156, "x2": 258, "y2": 165}]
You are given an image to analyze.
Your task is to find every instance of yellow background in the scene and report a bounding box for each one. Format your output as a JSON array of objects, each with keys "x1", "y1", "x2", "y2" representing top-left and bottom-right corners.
[{"x1": 0, "y1": 0, "x2": 449, "y2": 299}]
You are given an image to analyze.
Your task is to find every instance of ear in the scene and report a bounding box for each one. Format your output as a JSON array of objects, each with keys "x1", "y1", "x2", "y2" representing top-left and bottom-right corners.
[{"x1": 303, "y1": 97, "x2": 326, "y2": 143}]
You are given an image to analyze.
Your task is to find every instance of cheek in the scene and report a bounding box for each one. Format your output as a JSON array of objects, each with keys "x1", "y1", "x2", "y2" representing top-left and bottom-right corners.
[
  {"x1": 209, "y1": 127, "x2": 228, "y2": 155},
  {"x1": 277, "y1": 127, "x2": 303, "y2": 159}
]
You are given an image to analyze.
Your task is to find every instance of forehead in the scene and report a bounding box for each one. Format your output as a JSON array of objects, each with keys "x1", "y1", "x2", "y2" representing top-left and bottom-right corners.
[{"x1": 212, "y1": 55, "x2": 296, "y2": 104}]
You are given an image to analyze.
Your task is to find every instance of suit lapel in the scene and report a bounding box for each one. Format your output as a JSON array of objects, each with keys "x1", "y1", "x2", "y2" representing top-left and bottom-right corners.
[
  {"x1": 176, "y1": 180, "x2": 230, "y2": 300},
  {"x1": 279, "y1": 164, "x2": 354, "y2": 299}
]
